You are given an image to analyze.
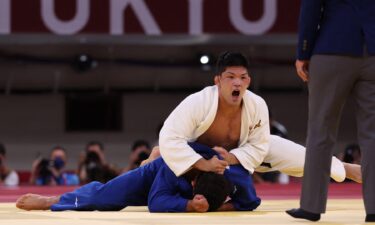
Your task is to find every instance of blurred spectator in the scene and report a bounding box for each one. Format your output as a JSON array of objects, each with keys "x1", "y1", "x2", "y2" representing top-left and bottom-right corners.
[
  {"x1": 77, "y1": 141, "x2": 118, "y2": 184},
  {"x1": 139, "y1": 146, "x2": 161, "y2": 166},
  {"x1": 269, "y1": 111, "x2": 288, "y2": 139},
  {"x1": 0, "y1": 143, "x2": 19, "y2": 186},
  {"x1": 30, "y1": 146, "x2": 78, "y2": 186},
  {"x1": 122, "y1": 140, "x2": 151, "y2": 173},
  {"x1": 343, "y1": 144, "x2": 361, "y2": 165}
]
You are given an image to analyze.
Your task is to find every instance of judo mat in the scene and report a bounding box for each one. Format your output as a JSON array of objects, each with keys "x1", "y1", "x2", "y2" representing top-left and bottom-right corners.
[{"x1": 0, "y1": 183, "x2": 366, "y2": 225}]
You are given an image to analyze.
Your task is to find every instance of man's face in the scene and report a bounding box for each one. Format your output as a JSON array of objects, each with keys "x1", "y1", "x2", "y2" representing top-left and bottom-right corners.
[
  {"x1": 87, "y1": 144, "x2": 103, "y2": 155},
  {"x1": 50, "y1": 149, "x2": 66, "y2": 162},
  {"x1": 215, "y1": 66, "x2": 251, "y2": 106},
  {"x1": 50, "y1": 149, "x2": 67, "y2": 170}
]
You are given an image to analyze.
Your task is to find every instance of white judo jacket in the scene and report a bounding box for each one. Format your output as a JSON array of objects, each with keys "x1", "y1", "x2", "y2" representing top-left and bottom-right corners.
[{"x1": 159, "y1": 85, "x2": 270, "y2": 176}]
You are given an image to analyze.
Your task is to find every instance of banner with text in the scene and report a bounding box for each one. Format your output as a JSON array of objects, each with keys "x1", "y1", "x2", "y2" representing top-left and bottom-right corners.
[{"x1": 0, "y1": 0, "x2": 300, "y2": 35}]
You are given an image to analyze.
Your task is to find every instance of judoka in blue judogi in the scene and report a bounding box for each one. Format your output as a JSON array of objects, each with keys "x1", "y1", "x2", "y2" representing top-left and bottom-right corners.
[{"x1": 51, "y1": 142, "x2": 261, "y2": 212}]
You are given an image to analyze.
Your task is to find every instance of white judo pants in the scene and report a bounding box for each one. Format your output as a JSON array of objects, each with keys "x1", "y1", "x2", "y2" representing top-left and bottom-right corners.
[{"x1": 254, "y1": 135, "x2": 346, "y2": 182}]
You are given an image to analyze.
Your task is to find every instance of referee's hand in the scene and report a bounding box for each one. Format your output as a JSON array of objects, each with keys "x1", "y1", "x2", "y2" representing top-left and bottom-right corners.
[{"x1": 295, "y1": 60, "x2": 310, "y2": 82}]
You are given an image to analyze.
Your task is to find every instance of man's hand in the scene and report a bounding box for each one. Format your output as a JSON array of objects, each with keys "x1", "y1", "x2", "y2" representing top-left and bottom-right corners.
[
  {"x1": 193, "y1": 156, "x2": 228, "y2": 174},
  {"x1": 295, "y1": 60, "x2": 310, "y2": 82},
  {"x1": 208, "y1": 156, "x2": 228, "y2": 174},
  {"x1": 212, "y1": 146, "x2": 229, "y2": 159},
  {"x1": 187, "y1": 194, "x2": 209, "y2": 212},
  {"x1": 212, "y1": 146, "x2": 240, "y2": 165},
  {"x1": 217, "y1": 202, "x2": 235, "y2": 211}
]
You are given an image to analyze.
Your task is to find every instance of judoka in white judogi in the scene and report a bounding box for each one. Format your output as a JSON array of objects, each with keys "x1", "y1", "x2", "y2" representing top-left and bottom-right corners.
[{"x1": 160, "y1": 85, "x2": 346, "y2": 182}]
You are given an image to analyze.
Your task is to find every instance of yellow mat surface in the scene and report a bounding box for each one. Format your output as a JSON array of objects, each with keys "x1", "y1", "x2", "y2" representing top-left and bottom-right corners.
[{"x1": 0, "y1": 199, "x2": 367, "y2": 225}]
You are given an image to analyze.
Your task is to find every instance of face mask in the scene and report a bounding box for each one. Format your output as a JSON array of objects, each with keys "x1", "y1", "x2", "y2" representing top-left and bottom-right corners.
[{"x1": 53, "y1": 157, "x2": 65, "y2": 170}]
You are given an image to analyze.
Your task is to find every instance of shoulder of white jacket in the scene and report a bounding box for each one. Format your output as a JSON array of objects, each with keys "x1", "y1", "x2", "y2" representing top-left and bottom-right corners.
[
  {"x1": 200, "y1": 85, "x2": 217, "y2": 94},
  {"x1": 244, "y1": 89, "x2": 266, "y2": 105},
  {"x1": 187, "y1": 85, "x2": 216, "y2": 100}
]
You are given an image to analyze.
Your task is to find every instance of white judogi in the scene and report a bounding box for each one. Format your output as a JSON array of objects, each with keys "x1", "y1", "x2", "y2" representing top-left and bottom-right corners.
[
  {"x1": 258, "y1": 135, "x2": 345, "y2": 182},
  {"x1": 160, "y1": 85, "x2": 270, "y2": 176},
  {"x1": 159, "y1": 85, "x2": 346, "y2": 182}
]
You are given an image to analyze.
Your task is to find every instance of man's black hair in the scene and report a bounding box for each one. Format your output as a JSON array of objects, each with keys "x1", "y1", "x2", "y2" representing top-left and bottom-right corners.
[
  {"x1": 0, "y1": 143, "x2": 6, "y2": 156},
  {"x1": 215, "y1": 51, "x2": 250, "y2": 75},
  {"x1": 194, "y1": 172, "x2": 233, "y2": 211},
  {"x1": 86, "y1": 140, "x2": 104, "y2": 151},
  {"x1": 131, "y1": 140, "x2": 150, "y2": 152}
]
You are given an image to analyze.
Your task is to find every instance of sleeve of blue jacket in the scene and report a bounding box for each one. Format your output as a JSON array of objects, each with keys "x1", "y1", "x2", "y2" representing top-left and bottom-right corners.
[
  {"x1": 225, "y1": 165, "x2": 261, "y2": 211},
  {"x1": 148, "y1": 165, "x2": 189, "y2": 212},
  {"x1": 297, "y1": 0, "x2": 324, "y2": 60}
]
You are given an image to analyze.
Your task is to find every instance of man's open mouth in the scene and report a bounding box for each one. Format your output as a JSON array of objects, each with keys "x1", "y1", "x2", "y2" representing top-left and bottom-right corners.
[{"x1": 232, "y1": 90, "x2": 240, "y2": 97}]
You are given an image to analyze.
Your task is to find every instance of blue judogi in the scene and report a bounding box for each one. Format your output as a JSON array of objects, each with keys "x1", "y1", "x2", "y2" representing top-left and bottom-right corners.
[
  {"x1": 51, "y1": 143, "x2": 260, "y2": 212},
  {"x1": 148, "y1": 142, "x2": 261, "y2": 212},
  {"x1": 148, "y1": 161, "x2": 261, "y2": 212}
]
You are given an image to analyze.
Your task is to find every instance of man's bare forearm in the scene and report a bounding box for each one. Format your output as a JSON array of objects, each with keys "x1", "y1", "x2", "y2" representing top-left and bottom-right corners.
[
  {"x1": 193, "y1": 158, "x2": 210, "y2": 171},
  {"x1": 212, "y1": 146, "x2": 240, "y2": 165},
  {"x1": 226, "y1": 153, "x2": 240, "y2": 165}
]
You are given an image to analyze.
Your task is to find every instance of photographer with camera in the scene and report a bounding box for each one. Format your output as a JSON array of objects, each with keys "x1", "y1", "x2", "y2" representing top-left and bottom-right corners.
[
  {"x1": 122, "y1": 140, "x2": 152, "y2": 173},
  {"x1": 77, "y1": 141, "x2": 118, "y2": 184},
  {"x1": 29, "y1": 146, "x2": 79, "y2": 186},
  {"x1": 0, "y1": 143, "x2": 19, "y2": 186}
]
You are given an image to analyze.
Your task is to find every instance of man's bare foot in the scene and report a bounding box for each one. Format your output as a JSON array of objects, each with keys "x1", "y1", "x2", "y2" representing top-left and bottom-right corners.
[
  {"x1": 16, "y1": 194, "x2": 60, "y2": 211},
  {"x1": 343, "y1": 162, "x2": 362, "y2": 183}
]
